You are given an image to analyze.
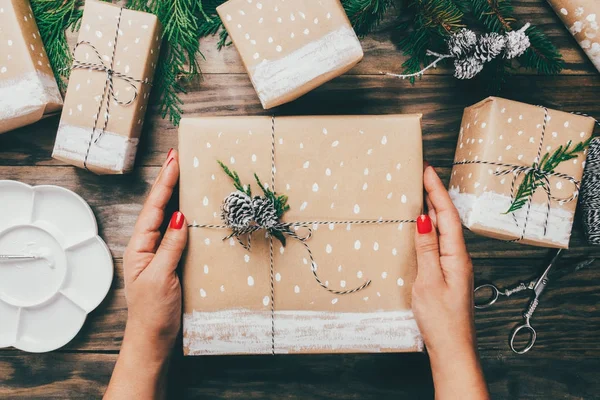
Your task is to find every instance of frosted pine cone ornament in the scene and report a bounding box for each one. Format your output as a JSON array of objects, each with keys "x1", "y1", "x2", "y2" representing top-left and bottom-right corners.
[
  {"x1": 221, "y1": 191, "x2": 255, "y2": 229},
  {"x1": 385, "y1": 23, "x2": 531, "y2": 80},
  {"x1": 252, "y1": 197, "x2": 278, "y2": 229}
]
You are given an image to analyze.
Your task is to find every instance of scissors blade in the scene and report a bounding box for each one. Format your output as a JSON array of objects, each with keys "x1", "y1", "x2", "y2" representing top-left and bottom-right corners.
[{"x1": 532, "y1": 249, "x2": 564, "y2": 297}]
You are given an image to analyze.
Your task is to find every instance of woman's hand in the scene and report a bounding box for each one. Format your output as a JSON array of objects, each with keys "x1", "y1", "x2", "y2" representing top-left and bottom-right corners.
[
  {"x1": 105, "y1": 149, "x2": 187, "y2": 400},
  {"x1": 413, "y1": 165, "x2": 489, "y2": 399}
]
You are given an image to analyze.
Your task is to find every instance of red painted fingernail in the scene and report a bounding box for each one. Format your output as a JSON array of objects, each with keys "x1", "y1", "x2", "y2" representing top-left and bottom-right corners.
[
  {"x1": 166, "y1": 148, "x2": 173, "y2": 160},
  {"x1": 166, "y1": 157, "x2": 174, "y2": 167},
  {"x1": 170, "y1": 211, "x2": 185, "y2": 230},
  {"x1": 417, "y1": 215, "x2": 432, "y2": 234}
]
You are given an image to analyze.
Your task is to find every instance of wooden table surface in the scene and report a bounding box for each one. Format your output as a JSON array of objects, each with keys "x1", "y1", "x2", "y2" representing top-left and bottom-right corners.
[{"x1": 2, "y1": 1, "x2": 600, "y2": 399}]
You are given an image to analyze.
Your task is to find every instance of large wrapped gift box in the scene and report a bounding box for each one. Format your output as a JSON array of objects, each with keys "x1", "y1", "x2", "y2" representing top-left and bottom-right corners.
[
  {"x1": 0, "y1": 0, "x2": 63, "y2": 134},
  {"x1": 179, "y1": 115, "x2": 424, "y2": 355},
  {"x1": 52, "y1": 0, "x2": 162, "y2": 174},
  {"x1": 216, "y1": 0, "x2": 363, "y2": 109},
  {"x1": 449, "y1": 97, "x2": 595, "y2": 248},
  {"x1": 547, "y1": 0, "x2": 600, "y2": 73}
]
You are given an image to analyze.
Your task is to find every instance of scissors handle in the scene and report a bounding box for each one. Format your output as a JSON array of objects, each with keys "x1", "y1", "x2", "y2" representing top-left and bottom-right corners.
[
  {"x1": 474, "y1": 282, "x2": 530, "y2": 309},
  {"x1": 510, "y1": 321, "x2": 537, "y2": 354}
]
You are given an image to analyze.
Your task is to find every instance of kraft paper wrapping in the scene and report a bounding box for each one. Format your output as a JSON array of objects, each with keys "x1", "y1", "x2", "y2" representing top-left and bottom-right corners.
[
  {"x1": 449, "y1": 97, "x2": 595, "y2": 248},
  {"x1": 52, "y1": 0, "x2": 161, "y2": 175},
  {"x1": 548, "y1": 0, "x2": 600, "y2": 73},
  {"x1": 179, "y1": 115, "x2": 424, "y2": 355},
  {"x1": 216, "y1": 0, "x2": 363, "y2": 110},
  {"x1": 0, "y1": 0, "x2": 62, "y2": 134}
]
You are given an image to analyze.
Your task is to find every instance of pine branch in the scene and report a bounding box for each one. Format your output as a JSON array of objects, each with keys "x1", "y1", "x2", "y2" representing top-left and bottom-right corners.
[
  {"x1": 254, "y1": 174, "x2": 290, "y2": 217},
  {"x1": 397, "y1": 0, "x2": 465, "y2": 82},
  {"x1": 31, "y1": 0, "x2": 86, "y2": 91},
  {"x1": 342, "y1": 0, "x2": 395, "y2": 35},
  {"x1": 506, "y1": 139, "x2": 591, "y2": 213}
]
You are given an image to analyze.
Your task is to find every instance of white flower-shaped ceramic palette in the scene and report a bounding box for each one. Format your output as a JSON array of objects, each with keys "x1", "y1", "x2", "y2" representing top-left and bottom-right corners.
[{"x1": 0, "y1": 181, "x2": 113, "y2": 353}]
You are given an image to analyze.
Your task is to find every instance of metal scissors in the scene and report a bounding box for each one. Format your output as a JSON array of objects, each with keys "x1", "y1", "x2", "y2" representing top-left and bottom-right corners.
[{"x1": 474, "y1": 249, "x2": 595, "y2": 354}]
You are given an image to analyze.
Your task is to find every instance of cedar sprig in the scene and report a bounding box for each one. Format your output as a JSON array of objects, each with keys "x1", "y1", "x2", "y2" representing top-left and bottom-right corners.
[
  {"x1": 254, "y1": 174, "x2": 290, "y2": 218},
  {"x1": 342, "y1": 0, "x2": 395, "y2": 35},
  {"x1": 30, "y1": 0, "x2": 87, "y2": 91},
  {"x1": 218, "y1": 161, "x2": 252, "y2": 197},
  {"x1": 506, "y1": 138, "x2": 591, "y2": 214}
]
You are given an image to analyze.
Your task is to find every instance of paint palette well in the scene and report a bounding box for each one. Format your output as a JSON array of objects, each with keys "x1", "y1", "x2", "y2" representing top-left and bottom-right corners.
[{"x1": 0, "y1": 181, "x2": 113, "y2": 353}]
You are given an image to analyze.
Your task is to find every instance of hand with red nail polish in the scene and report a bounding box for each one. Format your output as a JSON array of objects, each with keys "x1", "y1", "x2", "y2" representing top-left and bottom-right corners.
[
  {"x1": 413, "y1": 166, "x2": 489, "y2": 400},
  {"x1": 105, "y1": 150, "x2": 187, "y2": 400}
]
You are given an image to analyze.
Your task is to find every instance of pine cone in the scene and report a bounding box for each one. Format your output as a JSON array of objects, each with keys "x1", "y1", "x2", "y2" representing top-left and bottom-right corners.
[
  {"x1": 252, "y1": 196, "x2": 278, "y2": 228},
  {"x1": 473, "y1": 32, "x2": 506, "y2": 63},
  {"x1": 504, "y1": 28, "x2": 530, "y2": 59},
  {"x1": 454, "y1": 57, "x2": 484, "y2": 80},
  {"x1": 221, "y1": 191, "x2": 255, "y2": 229},
  {"x1": 447, "y1": 29, "x2": 477, "y2": 58}
]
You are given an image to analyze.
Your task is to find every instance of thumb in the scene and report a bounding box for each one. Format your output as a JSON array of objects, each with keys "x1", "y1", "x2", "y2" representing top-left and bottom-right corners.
[
  {"x1": 151, "y1": 211, "x2": 188, "y2": 275},
  {"x1": 414, "y1": 214, "x2": 444, "y2": 284}
]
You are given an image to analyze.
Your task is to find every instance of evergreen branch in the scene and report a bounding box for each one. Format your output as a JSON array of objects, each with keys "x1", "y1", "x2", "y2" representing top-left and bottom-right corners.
[
  {"x1": 396, "y1": 0, "x2": 464, "y2": 82},
  {"x1": 219, "y1": 161, "x2": 250, "y2": 196},
  {"x1": 506, "y1": 139, "x2": 590, "y2": 213},
  {"x1": 342, "y1": 0, "x2": 395, "y2": 35},
  {"x1": 31, "y1": 0, "x2": 87, "y2": 91}
]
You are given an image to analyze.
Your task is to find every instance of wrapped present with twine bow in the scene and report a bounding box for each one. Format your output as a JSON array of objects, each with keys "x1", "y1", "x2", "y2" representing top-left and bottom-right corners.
[
  {"x1": 52, "y1": 0, "x2": 162, "y2": 175},
  {"x1": 179, "y1": 115, "x2": 424, "y2": 355},
  {"x1": 449, "y1": 97, "x2": 596, "y2": 248},
  {"x1": 0, "y1": 0, "x2": 63, "y2": 134}
]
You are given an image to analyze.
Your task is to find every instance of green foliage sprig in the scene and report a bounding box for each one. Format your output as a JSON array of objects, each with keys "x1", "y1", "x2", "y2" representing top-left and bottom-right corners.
[
  {"x1": 342, "y1": 0, "x2": 395, "y2": 35},
  {"x1": 507, "y1": 138, "x2": 591, "y2": 214},
  {"x1": 218, "y1": 160, "x2": 251, "y2": 196},
  {"x1": 30, "y1": 0, "x2": 86, "y2": 91}
]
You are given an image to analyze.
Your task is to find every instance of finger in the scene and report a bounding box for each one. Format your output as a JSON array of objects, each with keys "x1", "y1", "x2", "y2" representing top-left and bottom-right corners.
[
  {"x1": 149, "y1": 211, "x2": 188, "y2": 276},
  {"x1": 130, "y1": 150, "x2": 180, "y2": 254},
  {"x1": 414, "y1": 214, "x2": 444, "y2": 284},
  {"x1": 425, "y1": 194, "x2": 438, "y2": 226},
  {"x1": 423, "y1": 166, "x2": 468, "y2": 258}
]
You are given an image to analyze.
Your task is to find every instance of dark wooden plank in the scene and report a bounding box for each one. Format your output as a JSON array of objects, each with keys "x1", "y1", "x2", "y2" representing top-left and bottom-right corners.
[
  {"x1": 0, "y1": 256, "x2": 598, "y2": 354},
  {"x1": 1, "y1": 351, "x2": 600, "y2": 399},
  {"x1": 2, "y1": 74, "x2": 600, "y2": 167}
]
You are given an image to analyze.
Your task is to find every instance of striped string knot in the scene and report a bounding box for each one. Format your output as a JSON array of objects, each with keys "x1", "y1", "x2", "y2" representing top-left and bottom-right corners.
[{"x1": 70, "y1": 7, "x2": 151, "y2": 171}]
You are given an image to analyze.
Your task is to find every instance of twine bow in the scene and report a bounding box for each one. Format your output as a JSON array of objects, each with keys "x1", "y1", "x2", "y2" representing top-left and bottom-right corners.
[
  {"x1": 453, "y1": 107, "x2": 587, "y2": 242},
  {"x1": 70, "y1": 7, "x2": 151, "y2": 170},
  {"x1": 190, "y1": 116, "x2": 417, "y2": 354}
]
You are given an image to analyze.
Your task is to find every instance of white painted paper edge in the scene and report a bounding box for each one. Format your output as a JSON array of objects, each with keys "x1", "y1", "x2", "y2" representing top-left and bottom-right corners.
[
  {"x1": 449, "y1": 186, "x2": 574, "y2": 246},
  {"x1": 183, "y1": 309, "x2": 423, "y2": 355},
  {"x1": 0, "y1": 70, "x2": 62, "y2": 121},
  {"x1": 250, "y1": 26, "x2": 363, "y2": 108},
  {"x1": 53, "y1": 123, "x2": 139, "y2": 173}
]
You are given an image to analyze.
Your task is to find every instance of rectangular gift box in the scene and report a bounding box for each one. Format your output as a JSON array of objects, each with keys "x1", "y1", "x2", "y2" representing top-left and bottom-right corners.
[
  {"x1": 216, "y1": 0, "x2": 364, "y2": 109},
  {"x1": 179, "y1": 115, "x2": 424, "y2": 355},
  {"x1": 0, "y1": 0, "x2": 63, "y2": 134},
  {"x1": 52, "y1": 0, "x2": 162, "y2": 174},
  {"x1": 449, "y1": 97, "x2": 595, "y2": 248},
  {"x1": 547, "y1": 0, "x2": 600, "y2": 73}
]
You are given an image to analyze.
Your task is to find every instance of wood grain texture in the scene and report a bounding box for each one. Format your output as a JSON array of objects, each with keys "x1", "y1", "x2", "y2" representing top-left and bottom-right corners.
[{"x1": 1, "y1": 1, "x2": 600, "y2": 398}]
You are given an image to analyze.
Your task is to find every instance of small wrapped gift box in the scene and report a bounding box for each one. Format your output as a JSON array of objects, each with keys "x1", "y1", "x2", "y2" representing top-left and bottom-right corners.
[
  {"x1": 449, "y1": 97, "x2": 595, "y2": 248},
  {"x1": 179, "y1": 115, "x2": 424, "y2": 355},
  {"x1": 216, "y1": 0, "x2": 363, "y2": 109},
  {"x1": 52, "y1": 0, "x2": 162, "y2": 174},
  {"x1": 0, "y1": 0, "x2": 63, "y2": 134},
  {"x1": 547, "y1": 0, "x2": 600, "y2": 73}
]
